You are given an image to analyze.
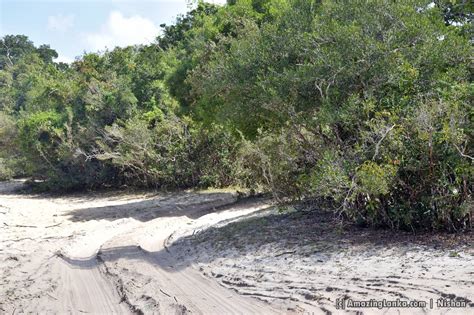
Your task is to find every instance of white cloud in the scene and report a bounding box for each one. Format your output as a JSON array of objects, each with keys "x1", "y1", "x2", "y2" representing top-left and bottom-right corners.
[
  {"x1": 47, "y1": 14, "x2": 75, "y2": 33},
  {"x1": 54, "y1": 54, "x2": 75, "y2": 64},
  {"x1": 85, "y1": 11, "x2": 159, "y2": 51}
]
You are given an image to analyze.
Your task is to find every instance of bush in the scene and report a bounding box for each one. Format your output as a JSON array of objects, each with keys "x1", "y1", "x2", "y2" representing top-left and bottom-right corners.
[
  {"x1": 0, "y1": 1, "x2": 471, "y2": 231},
  {"x1": 95, "y1": 115, "x2": 239, "y2": 189},
  {"x1": 0, "y1": 158, "x2": 14, "y2": 181},
  {"x1": 0, "y1": 111, "x2": 19, "y2": 180}
]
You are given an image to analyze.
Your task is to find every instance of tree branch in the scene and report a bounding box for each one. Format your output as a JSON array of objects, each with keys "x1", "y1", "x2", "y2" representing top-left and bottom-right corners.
[
  {"x1": 454, "y1": 143, "x2": 474, "y2": 161},
  {"x1": 372, "y1": 124, "x2": 396, "y2": 161}
]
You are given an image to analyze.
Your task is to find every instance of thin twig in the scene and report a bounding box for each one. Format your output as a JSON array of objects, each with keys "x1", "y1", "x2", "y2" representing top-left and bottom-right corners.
[
  {"x1": 3, "y1": 223, "x2": 38, "y2": 228},
  {"x1": 159, "y1": 288, "x2": 171, "y2": 297},
  {"x1": 45, "y1": 222, "x2": 62, "y2": 228},
  {"x1": 275, "y1": 250, "x2": 296, "y2": 257},
  {"x1": 46, "y1": 293, "x2": 58, "y2": 300}
]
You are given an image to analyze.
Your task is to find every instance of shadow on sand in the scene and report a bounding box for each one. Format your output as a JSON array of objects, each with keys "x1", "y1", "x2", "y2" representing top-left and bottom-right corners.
[
  {"x1": 58, "y1": 204, "x2": 473, "y2": 275},
  {"x1": 64, "y1": 192, "x2": 240, "y2": 222}
]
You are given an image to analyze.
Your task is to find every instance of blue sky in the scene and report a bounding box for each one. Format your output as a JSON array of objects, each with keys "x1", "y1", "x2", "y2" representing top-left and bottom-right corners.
[{"x1": 0, "y1": 0, "x2": 226, "y2": 63}]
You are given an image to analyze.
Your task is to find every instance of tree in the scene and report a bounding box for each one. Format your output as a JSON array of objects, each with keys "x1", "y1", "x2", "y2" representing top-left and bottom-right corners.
[
  {"x1": 0, "y1": 2, "x2": 471, "y2": 230},
  {"x1": 0, "y1": 35, "x2": 35, "y2": 68},
  {"x1": 36, "y1": 44, "x2": 58, "y2": 64},
  {"x1": 435, "y1": 0, "x2": 473, "y2": 25}
]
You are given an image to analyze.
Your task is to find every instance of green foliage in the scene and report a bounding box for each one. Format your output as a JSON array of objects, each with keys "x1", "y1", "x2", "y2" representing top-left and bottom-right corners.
[
  {"x1": 0, "y1": 111, "x2": 18, "y2": 180},
  {"x1": 158, "y1": 2, "x2": 220, "y2": 50},
  {"x1": 95, "y1": 115, "x2": 238, "y2": 188},
  {"x1": 0, "y1": 0, "x2": 472, "y2": 230},
  {"x1": 0, "y1": 158, "x2": 14, "y2": 181},
  {"x1": 0, "y1": 35, "x2": 35, "y2": 69},
  {"x1": 308, "y1": 151, "x2": 351, "y2": 202},
  {"x1": 189, "y1": 0, "x2": 473, "y2": 231},
  {"x1": 356, "y1": 162, "x2": 397, "y2": 197}
]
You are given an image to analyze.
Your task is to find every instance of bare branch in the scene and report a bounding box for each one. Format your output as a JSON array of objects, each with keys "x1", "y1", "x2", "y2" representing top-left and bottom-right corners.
[
  {"x1": 454, "y1": 143, "x2": 474, "y2": 161},
  {"x1": 372, "y1": 124, "x2": 396, "y2": 161},
  {"x1": 1, "y1": 42, "x2": 14, "y2": 67}
]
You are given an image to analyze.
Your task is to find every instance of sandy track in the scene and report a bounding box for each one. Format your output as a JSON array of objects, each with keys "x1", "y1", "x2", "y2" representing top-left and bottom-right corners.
[
  {"x1": 1, "y1": 180, "x2": 472, "y2": 314},
  {"x1": 172, "y1": 208, "x2": 474, "y2": 314},
  {"x1": 0, "y1": 181, "x2": 280, "y2": 314}
]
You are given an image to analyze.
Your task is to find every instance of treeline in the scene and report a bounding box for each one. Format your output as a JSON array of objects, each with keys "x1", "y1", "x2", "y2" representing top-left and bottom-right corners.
[{"x1": 0, "y1": 0, "x2": 472, "y2": 231}]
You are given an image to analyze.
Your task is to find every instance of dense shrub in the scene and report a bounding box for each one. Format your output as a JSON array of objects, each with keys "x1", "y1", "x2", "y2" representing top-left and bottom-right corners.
[
  {"x1": 191, "y1": 0, "x2": 473, "y2": 230},
  {"x1": 0, "y1": 111, "x2": 18, "y2": 180},
  {"x1": 0, "y1": 0, "x2": 471, "y2": 230},
  {"x1": 94, "y1": 115, "x2": 239, "y2": 189}
]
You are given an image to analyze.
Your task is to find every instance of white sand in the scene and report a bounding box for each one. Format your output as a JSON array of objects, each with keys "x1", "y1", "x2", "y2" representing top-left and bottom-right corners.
[
  {"x1": 0, "y1": 180, "x2": 472, "y2": 314},
  {"x1": 0, "y1": 181, "x2": 280, "y2": 314},
  {"x1": 172, "y1": 208, "x2": 474, "y2": 314}
]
